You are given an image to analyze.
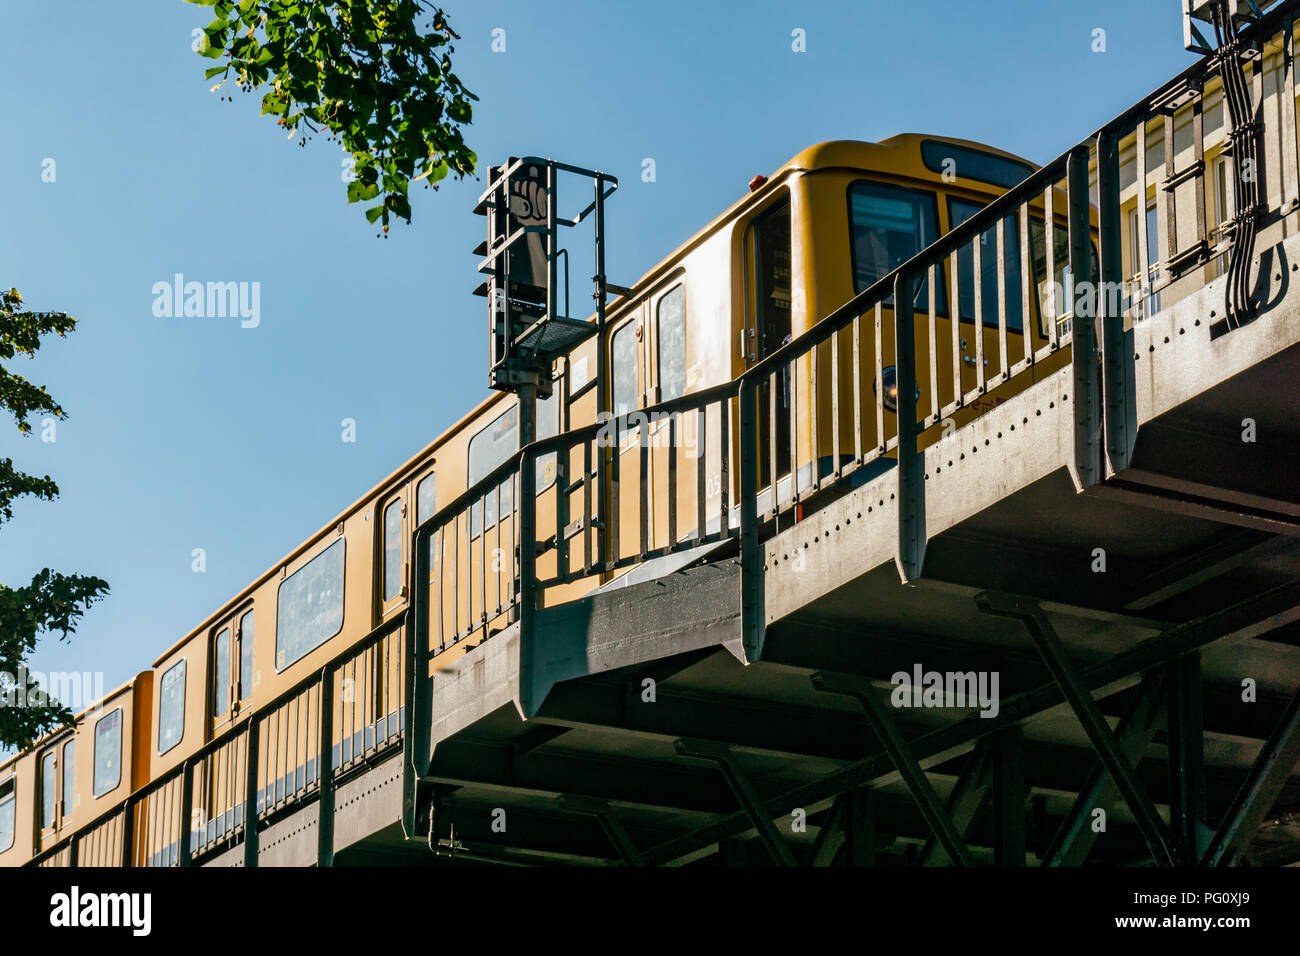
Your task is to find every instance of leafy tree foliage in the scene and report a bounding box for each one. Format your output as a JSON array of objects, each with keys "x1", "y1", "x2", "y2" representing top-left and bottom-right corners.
[
  {"x1": 0, "y1": 289, "x2": 109, "y2": 750},
  {"x1": 189, "y1": 0, "x2": 478, "y2": 233}
]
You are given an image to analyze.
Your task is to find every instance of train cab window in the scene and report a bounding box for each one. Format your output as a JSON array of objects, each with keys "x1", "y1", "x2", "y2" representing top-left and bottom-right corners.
[
  {"x1": 611, "y1": 320, "x2": 638, "y2": 440},
  {"x1": 949, "y1": 198, "x2": 1023, "y2": 332},
  {"x1": 656, "y1": 285, "x2": 686, "y2": 403},
  {"x1": 0, "y1": 777, "x2": 14, "y2": 852},
  {"x1": 536, "y1": 388, "x2": 558, "y2": 492},
  {"x1": 158, "y1": 659, "x2": 186, "y2": 754},
  {"x1": 40, "y1": 751, "x2": 55, "y2": 828},
  {"x1": 61, "y1": 740, "x2": 74, "y2": 818},
  {"x1": 276, "y1": 538, "x2": 346, "y2": 671},
  {"x1": 93, "y1": 709, "x2": 122, "y2": 798},
  {"x1": 848, "y1": 181, "x2": 940, "y2": 310},
  {"x1": 237, "y1": 609, "x2": 255, "y2": 702},
  {"x1": 382, "y1": 496, "x2": 406, "y2": 604},
  {"x1": 213, "y1": 625, "x2": 231, "y2": 719}
]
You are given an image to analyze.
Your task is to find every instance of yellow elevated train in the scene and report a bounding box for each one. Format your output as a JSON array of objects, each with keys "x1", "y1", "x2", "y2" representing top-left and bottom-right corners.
[{"x1": 2, "y1": 122, "x2": 1235, "y2": 866}]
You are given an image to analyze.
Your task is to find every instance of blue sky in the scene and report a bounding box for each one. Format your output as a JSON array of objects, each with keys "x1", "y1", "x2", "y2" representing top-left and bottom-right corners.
[{"x1": 0, "y1": 0, "x2": 1199, "y2": 720}]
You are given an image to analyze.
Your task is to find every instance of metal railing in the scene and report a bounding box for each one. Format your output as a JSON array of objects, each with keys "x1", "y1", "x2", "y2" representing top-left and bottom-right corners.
[{"x1": 27, "y1": 614, "x2": 407, "y2": 868}]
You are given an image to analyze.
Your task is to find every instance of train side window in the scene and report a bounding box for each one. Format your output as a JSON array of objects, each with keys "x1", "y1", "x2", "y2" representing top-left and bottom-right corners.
[
  {"x1": 0, "y1": 777, "x2": 14, "y2": 852},
  {"x1": 213, "y1": 625, "x2": 231, "y2": 719},
  {"x1": 848, "y1": 181, "x2": 941, "y2": 311},
  {"x1": 93, "y1": 708, "x2": 122, "y2": 798},
  {"x1": 237, "y1": 609, "x2": 255, "y2": 702},
  {"x1": 416, "y1": 472, "x2": 437, "y2": 576},
  {"x1": 275, "y1": 538, "x2": 346, "y2": 671},
  {"x1": 60, "y1": 739, "x2": 74, "y2": 818},
  {"x1": 40, "y1": 751, "x2": 55, "y2": 828},
  {"x1": 949, "y1": 198, "x2": 1023, "y2": 332},
  {"x1": 468, "y1": 406, "x2": 517, "y2": 537},
  {"x1": 158, "y1": 659, "x2": 186, "y2": 754},
  {"x1": 382, "y1": 496, "x2": 406, "y2": 605},
  {"x1": 536, "y1": 388, "x2": 558, "y2": 493},
  {"x1": 611, "y1": 320, "x2": 638, "y2": 440},
  {"x1": 656, "y1": 285, "x2": 687, "y2": 402}
]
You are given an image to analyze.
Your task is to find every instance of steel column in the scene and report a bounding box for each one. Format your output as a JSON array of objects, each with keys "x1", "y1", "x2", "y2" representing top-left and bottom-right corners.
[
  {"x1": 1166, "y1": 652, "x2": 1207, "y2": 865},
  {"x1": 318, "y1": 665, "x2": 336, "y2": 867},
  {"x1": 1096, "y1": 128, "x2": 1136, "y2": 476},
  {"x1": 992, "y1": 726, "x2": 1026, "y2": 866},
  {"x1": 739, "y1": 378, "x2": 764, "y2": 661},
  {"x1": 1068, "y1": 144, "x2": 1102, "y2": 491},
  {"x1": 894, "y1": 269, "x2": 925, "y2": 582},
  {"x1": 243, "y1": 716, "x2": 260, "y2": 867}
]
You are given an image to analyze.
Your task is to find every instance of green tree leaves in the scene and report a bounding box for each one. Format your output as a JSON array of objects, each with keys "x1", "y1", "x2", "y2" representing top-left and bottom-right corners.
[
  {"x1": 187, "y1": 0, "x2": 478, "y2": 234},
  {"x1": 0, "y1": 288, "x2": 109, "y2": 750}
]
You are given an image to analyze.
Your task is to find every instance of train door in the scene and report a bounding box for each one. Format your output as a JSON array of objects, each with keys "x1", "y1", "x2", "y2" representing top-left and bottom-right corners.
[
  {"x1": 608, "y1": 307, "x2": 647, "y2": 564},
  {"x1": 743, "y1": 196, "x2": 793, "y2": 490},
  {"x1": 948, "y1": 198, "x2": 1030, "y2": 404},
  {"x1": 37, "y1": 734, "x2": 75, "y2": 848},
  {"x1": 209, "y1": 606, "x2": 254, "y2": 735},
  {"x1": 646, "y1": 281, "x2": 692, "y2": 545}
]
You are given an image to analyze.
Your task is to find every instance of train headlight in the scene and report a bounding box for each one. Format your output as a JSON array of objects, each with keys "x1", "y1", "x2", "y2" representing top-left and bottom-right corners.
[
  {"x1": 875, "y1": 366, "x2": 900, "y2": 413},
  {"x1": 873, "y1": 366, "x2": 918, "y2": 414}
]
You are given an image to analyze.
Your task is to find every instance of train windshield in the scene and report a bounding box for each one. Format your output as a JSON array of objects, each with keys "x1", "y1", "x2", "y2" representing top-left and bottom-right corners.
[{"x1": 848, "y1": 181, "x2": 941, "y2": 310}]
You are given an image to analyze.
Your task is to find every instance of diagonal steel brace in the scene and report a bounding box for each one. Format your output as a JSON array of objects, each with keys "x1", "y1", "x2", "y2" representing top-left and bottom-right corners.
[{"x1": 976, "y1": 590, "x2": 1175, "y2": 867}]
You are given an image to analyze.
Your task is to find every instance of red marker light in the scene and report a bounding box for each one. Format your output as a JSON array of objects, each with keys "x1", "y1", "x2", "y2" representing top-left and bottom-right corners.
[{"x1": 748, "y1": 174, "x2": 768, "y2": 192}]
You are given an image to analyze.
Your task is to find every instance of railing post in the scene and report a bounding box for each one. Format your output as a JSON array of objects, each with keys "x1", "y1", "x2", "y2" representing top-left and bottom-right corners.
[
  {"x1": 179, "y1": 759, "x2": 193, "y2": 867},
  {"x1": 120, "y1": 796, "x2": 134, "y2": 867},
  {"x1": 738, "y1": 379, "x2": 764, "y2": 662},
  {"x1": 67, "y1": 834, "x2": 78, "y2": 868},
  {"x1": 518, "y1": 447, "x2": 539, "y2": 713},
  {"x1": 1096, "y1": 128, "x2": 1137, "y2": 476},
  {"x1": 403, "y1": 528, "x2": 431, "y2": 837},
  {"x1": 1068, "y1": 143, "x2": 1102, "y2": 491},
  {"x1": 893, "y1": 270, "x2": 924, "y2": 583},
  {"x1": 317, "y1": 664, "x2": 335, "y2": 867},
  {"x1": 243, "y1": 716, "x2": 260, "y2": 868}
]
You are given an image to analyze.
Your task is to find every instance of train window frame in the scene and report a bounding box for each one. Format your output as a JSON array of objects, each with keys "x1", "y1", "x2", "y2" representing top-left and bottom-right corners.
[
  {"x1": 379, "y1": 492, "x2": 407, "y2": 613},
  {"x1": 92, "y1": 707, "x2": 123, "y2": 799},
  {"x1": 416, "y1": 470, "x2": 438, "y2": 581},
  {"x1": 655, "y1": 283, "x2": 687, "y2": 404},
  {"x1": 919, "y1": 140, "x2": 1034, "y2": 191},
  {"x1": 40, "y1": 749, "x2": 55, "y2": 829},
  {"x1": 947, "y1": 196, "x2": 1025, "y2": 334},
  {"x1": 60, "y1": 738, "x2": 75, "y2": 818},
  {"x1": 846, "y1": 180, "x2": 945, "y2": 313},
  {"x1": 212, "y1": 624, "x2": 232, "y2": 721},
  {"x1": 157, "y1": 658, "x2": 187, "y2": 755},
  {"x1": 237, "y1": 607, "x2": 255, "y2": 704},
  {"x1": 0, "y1": 775, "x2": 14, "y2": 852},
  {"x1": 609, "y1": 315, "x2": 641, "y2": 442},
  {"x1": 275, "y1": 537, "x2": 347, "y2": 673}
]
